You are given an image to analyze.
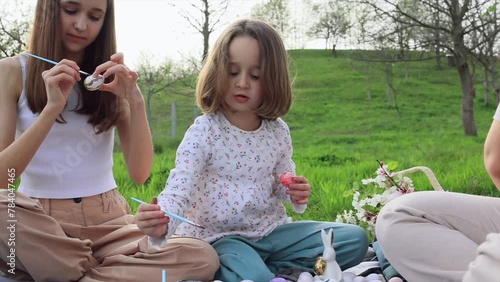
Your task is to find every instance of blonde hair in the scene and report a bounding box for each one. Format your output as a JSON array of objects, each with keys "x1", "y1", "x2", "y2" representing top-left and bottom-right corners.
[
  {"x1": 25, "y1": 0, "x2": 120, "y2": 133},
  {"x1": 195, "y1": 18, "x2": 292, "y2": 120}
]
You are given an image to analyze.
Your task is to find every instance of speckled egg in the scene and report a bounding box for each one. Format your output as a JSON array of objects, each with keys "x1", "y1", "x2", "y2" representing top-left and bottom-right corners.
[{"x1": 84, "y1": 75, "x2": 104, "y2": 91}]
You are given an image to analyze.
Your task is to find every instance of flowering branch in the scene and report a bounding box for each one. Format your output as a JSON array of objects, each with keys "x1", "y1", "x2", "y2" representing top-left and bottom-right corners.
[
  {"x1": 336, "y1": 161, "x2": 416, "y2": 239},
  {"x1": 377, "y1": 160, "x2": 400, "y2": 189}
]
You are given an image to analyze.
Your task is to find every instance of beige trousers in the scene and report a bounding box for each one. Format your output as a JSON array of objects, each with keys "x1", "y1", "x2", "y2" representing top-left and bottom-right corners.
[
  {"x1": 375, "y1": 191, "x2": 500, "y2": 282},
  {"x1": 0, "y1": 189, "x2": 219, "y2": 282}
]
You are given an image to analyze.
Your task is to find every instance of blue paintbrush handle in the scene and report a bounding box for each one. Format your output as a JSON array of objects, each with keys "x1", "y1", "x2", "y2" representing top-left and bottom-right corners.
[
  {"x1": 25, "y1": 52, "x2": 91, "y2": 76},
  {"x1": 130, "y1": 197, "x2": 205, "y2": 229}
]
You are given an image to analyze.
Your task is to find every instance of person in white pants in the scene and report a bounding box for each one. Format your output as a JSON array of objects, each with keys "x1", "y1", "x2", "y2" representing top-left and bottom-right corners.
[{"x1": 375, "y1": 102, "x2": 500, "y2": 282}]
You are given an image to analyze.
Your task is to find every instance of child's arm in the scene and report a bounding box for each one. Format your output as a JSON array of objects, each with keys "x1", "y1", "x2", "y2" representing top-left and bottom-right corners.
[
  {"x1": 154, "y1": 117, "x2": 212, "y2": 240},
  {"x1": 272, "y1": 119, "x2": 308, "y2": 213}
]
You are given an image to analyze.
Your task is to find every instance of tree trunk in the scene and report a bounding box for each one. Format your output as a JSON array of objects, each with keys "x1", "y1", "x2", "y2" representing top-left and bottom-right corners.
[
  {"x1": 434, "y1": 47, "x2": 442, "y2": 70},
  {"x1": 384, "y1": 63, "x2": 393, "y2": 107},
  {"x1": 171, "y1": 102, "x2": 177, "y2": 139},
  {"x1": 484, "y1": 67, "x2": 491, "y2": 107},
  {"x1": 455, "y1": 56, "x2": 477, "y2": 136},
  {"x1": 450, "y1": 0, "x2": 477, "y2": 136},
  {"x1": 493, "y1": 67, "x2": 500, "y2": 105},
  {"x1": 365, "y1": 66, "x2": 371, "y2": 100},
  {"x1": 202, "y1": 0, "x2": 210, "y2": 62},
  {"x1": 146, "y1": 85, "x2": 152, "y2": 133}
]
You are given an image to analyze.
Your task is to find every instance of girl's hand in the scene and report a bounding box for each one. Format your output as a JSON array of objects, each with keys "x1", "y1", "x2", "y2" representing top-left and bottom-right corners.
[
  {"x1": 135, "y1": 197, "x2": 170, "y2": 238},
  {"x1": 92, "y1": 52, "x2": 143, "y2": 106},
  {"x1": 286, "y1": 176, "x2": 311, "y2": 205},
  {"x1": 42, "y1": 59, "x2": 81, "y2": 112}
]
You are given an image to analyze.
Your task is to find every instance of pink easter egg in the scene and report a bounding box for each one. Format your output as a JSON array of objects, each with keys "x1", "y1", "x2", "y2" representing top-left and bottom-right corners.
[{"x1": 280, "y1": 172, "x2": 295, "y2": 187}]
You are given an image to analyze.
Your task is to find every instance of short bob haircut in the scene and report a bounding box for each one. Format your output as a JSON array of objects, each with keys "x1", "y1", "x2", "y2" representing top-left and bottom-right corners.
[
  {"x1": 25, "y1": 0, "x2": 120, "y2": 133},
  {"x1": 195, "y1": 18, "x2": 292, "y2": 120}
]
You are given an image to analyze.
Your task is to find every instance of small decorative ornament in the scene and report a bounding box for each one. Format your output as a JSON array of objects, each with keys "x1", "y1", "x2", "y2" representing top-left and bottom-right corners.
[
  {"x1": 84, "y1": 75, "x2": 104, "y2": 91},
  {"x1": 314, "y1": 257, "x2": 327, "y2": 275},
  {"x1": 317, "y1": 229, "x2": 343, "y2": 281}
]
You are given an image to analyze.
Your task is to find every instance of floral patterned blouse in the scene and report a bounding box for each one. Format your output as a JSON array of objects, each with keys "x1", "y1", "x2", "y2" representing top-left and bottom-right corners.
[{"x1": 158, "y1": 111, "x2": 306, "y2": 243}]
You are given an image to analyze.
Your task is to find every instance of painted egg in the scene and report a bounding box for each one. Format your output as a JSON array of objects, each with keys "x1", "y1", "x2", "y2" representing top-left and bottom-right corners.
[
  {"x1": 297, "y1": 272, "x2": 314, "y2": 282},
  {"x1": 342, "y1": 272, "x2": 357, "y2": 282},
  {"x1": 366, "y1": 273, "x2": 382, "y2": 281},
  {"x1": 280, "y1": 172, "x2": 295, "y2": 187},
  {"x1": 84, "y1": 75, "x2": 104, "y2": 91}
]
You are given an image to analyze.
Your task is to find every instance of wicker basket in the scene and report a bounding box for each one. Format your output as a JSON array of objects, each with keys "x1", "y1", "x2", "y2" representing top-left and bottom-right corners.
[{"x1": 393, "y1": 166, "x2": 444, "y2": 191}]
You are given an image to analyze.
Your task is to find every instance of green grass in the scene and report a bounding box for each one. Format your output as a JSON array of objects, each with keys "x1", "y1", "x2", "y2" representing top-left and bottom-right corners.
[{"x1": 115, "y1": 49, "x2": 500, "y2": 223}]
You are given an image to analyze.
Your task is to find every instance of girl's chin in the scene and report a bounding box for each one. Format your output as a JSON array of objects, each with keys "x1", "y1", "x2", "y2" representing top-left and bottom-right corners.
[{"x1": 63, "y1": 43, "x2": 88, "y2": 56}]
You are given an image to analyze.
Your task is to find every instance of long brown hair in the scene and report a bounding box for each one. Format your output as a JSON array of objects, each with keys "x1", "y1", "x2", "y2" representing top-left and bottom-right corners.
[
  {"x1": 25, "y1": 0, "x2": 120, "y2": 133},
  {"x1": 195, "y1": 18, "x2": 292, "y2": 120}
]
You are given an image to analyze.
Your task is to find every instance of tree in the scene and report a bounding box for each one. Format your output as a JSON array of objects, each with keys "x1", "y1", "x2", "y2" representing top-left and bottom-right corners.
[
  {"x1": 136, "y1": 53, "x2": 197, "y2": 131},
  {"x1": 0, "y1": 1, "x2": 31, "y2": 58},
  {"x1": 307, "y1": 1, "x2": 351, "y2": 55},
  {"x1": 251, "y1": 0, "x2": 290, "y2": 36},
  {"x1": 348, "y1": 1, "x2": 417, "y2": 108},
  {"x1": 172, "y1": 0, "x2": 230, "y2": 62},
  {"x1": 358, "y1": 0, "x2": 499, "y2": 136},
  {"x1": 468, "y1": 2, "x2": 500, "y2": 106}
]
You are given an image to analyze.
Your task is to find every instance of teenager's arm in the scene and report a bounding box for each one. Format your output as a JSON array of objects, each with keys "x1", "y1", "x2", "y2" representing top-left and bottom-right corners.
[
  {"x1": 0, "y1": 57, "x2": 71, "y2": 188},
  {"x1": 95, "y1": 53, "x2": 153, "y2": 184},
  {"x1": 116, "y1": 94, "x2": 153, "y2": 184},
  {"x1": 484, "y1": 119, "x2": 500, "y2": 191}
]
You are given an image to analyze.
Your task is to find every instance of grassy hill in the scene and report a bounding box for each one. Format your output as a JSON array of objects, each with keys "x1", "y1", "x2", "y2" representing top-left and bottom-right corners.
[{"x1": 116, "y1": 49, "x2": 500, "y2": 222}]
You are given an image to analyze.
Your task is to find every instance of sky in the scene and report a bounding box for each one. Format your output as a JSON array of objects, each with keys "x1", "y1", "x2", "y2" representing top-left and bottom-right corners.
[
  {"x1": 112, "y1": 0, "x2": 257, "y2": 67},
  {"x1": 4, "y1": 0, "x2": 254, "y2": 67},
  {"x1": 4, "y1": 0, "x2": 322, "y2": 68}
]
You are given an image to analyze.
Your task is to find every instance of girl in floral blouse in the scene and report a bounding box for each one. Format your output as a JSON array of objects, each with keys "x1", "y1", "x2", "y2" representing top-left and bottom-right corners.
[{"x1": 136, "y1": 18, "x2": 368, "y2": 282}]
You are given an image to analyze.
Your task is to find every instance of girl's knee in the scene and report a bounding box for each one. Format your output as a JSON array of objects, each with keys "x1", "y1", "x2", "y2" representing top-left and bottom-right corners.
[
  {"x1": 375, "y1": 192, "x2": 437, "y2": 247},
  {"x1": 200, "y1": 242, "x2": 220, "y2": 275},
  {"x1": 352, "y1": 224, "x2": 369, "y2": 248},
  {"x1": 383, "y1": 191, "x2": 439, "y2": 212}
]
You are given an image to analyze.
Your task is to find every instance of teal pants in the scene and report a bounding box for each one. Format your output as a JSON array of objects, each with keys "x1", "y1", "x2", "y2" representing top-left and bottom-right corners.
[{"x1": 211, "y1": 221, "x2": 368, "y2": 281}]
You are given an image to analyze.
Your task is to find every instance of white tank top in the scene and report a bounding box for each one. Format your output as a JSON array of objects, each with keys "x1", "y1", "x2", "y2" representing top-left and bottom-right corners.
[{"x1": 16, "y1": 55, "x2": 117, "y2": 198}]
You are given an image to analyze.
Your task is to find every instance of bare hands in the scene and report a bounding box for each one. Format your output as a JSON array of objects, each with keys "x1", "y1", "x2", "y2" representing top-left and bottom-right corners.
[
  {"x1": 92, "y1": 52, "x2": 143, "y2": 106},
  {"x1": 135, "y1": 197, "x2": 169, "y2": 238},
  {"x1": 286, "y1": 176, "x2": 311, "y2": 205},
  {"x1": 42, "y1": 59, "x2": 81, "y2": 112}
]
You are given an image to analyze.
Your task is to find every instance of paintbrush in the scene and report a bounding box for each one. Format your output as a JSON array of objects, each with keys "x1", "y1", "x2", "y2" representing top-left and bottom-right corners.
[
  {"x1": 25, "y1": 52, "x2": 104, "y2": 91},
  {"x1": 25, "y1": 52, "x2": 92, "y2": 76},
  {"x1": 131, "y1": 197, "x2": 205, "y2": 229}
]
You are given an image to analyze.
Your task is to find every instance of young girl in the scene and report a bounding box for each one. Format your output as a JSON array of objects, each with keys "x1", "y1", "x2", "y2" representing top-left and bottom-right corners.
[
  {"x1": 136, "y1": 18, "x2": 368, "y2": 282},
  {"x1": 0, "y1": 0, "x2": 218, "y2": 281}
]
